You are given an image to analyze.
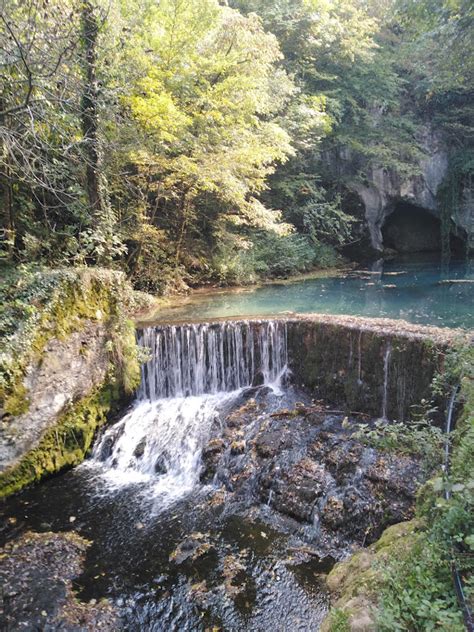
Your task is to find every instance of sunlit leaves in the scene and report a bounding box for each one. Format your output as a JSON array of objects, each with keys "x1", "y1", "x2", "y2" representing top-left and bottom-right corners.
[{"x1": 120, "y1": 0, "x2": 294, "y2": 235}]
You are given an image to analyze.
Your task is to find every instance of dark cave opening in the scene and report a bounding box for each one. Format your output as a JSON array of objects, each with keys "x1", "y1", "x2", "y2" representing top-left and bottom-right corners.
[{"x1": 382, "y1": 202, "x2": 464, "y2": 255}]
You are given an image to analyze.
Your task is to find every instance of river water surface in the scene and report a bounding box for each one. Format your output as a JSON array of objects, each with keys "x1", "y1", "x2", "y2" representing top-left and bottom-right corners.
[{"x1": 154, "y1": 259, "x2": 474, "y2": 329}]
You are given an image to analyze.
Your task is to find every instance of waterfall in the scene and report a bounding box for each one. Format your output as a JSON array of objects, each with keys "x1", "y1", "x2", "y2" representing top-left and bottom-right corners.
[
  {"x1": 381, "y1": 341, "x2": 391, "y2": 420},
  {"x1": 89, "y1": 320, "x2": 288, "y2": 503},
  {"x1": 138, "y1": 320, "x2": 287, "y2": 399}
]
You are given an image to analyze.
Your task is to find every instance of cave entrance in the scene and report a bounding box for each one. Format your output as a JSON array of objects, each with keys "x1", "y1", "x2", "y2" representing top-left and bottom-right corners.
[{"x1": 382, "y1": 202, "x2": 464, "y2": 255}]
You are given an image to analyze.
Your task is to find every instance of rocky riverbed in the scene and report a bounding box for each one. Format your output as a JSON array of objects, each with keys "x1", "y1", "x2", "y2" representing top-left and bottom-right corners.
[
  {"x1": 0, "y1": 383, "x2": 434, "y2": 631},
  {"x1": 201, "y1": 386, "x2": 427, "y2": 551}
]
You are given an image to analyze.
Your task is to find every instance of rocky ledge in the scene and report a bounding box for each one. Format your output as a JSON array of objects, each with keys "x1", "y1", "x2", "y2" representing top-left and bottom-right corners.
[
  {"x1": 0, "y1": 270, "x2": 141, "y2": 498},
  {"x1": 201, "y1": 388, "x2": 433, "y2": 552}
]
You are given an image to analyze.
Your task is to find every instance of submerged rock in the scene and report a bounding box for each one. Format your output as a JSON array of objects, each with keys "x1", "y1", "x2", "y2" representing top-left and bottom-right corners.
[
  {"x1": 169, "y1": 532, "x2": 213, "y2": 565},
  {"x1": 0, "y1": 531, "x2": 117, "y2": 631}
]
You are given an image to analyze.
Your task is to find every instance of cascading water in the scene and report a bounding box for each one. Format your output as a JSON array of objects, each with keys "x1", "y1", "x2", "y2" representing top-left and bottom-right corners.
[
  {"x1": 89, "y1": 320, "x2": 288, "y2": 506},
  {"x1": 138, "y1": 320, "x2": 287, "y2": 399},
  {"x1": 381, "y1": 341, "x2": 391, "y2": 420}
]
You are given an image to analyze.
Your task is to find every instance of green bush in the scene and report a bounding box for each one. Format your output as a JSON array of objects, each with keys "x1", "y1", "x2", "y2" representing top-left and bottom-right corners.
[
  {"x1": 210, "y1": 231, "x2": 341, "y2": 285},
  {"x1": 375, "y1": 343, "x2": 474, "y2": 629},
  {"x1": 377, "y1": 535, "x2": 465, "y2": 631},
  {"x1": 354, "y1": 416, "x2": 444, "y2": 473}
]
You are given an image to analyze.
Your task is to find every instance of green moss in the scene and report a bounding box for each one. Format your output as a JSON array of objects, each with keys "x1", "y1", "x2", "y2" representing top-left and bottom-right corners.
[
  {"x1": 0, "y1": 380, "x2": 124, "y2": 498},
  {"x1": 1, "y1": 268, "x2": 140, "y2": 417},
  {"x1": 3, "y1": 382, "x2": 30, "y2": 416},
  {"x1": 321, "y1": 520, "x2": 421, "y2": 631},
  {"x1": 372, "y1": 519, "x2": 420, "y2": 552},
  {"x1": 107, "y1": 316, "x2": 141, "y2": 395}
]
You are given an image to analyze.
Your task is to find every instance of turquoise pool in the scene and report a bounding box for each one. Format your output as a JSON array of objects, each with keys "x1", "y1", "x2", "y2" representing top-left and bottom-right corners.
[{"x1": 155, "y1": 259, "x2": 474, "y2": 329}]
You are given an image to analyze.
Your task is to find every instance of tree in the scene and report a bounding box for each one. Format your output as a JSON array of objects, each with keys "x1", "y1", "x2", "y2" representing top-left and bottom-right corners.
[
  {"x1": 1, "y1": 0, "x2": 81, "y2": 257},
  {"x1": 111, "y1": 0, "x2": 296, "y2": 288}
]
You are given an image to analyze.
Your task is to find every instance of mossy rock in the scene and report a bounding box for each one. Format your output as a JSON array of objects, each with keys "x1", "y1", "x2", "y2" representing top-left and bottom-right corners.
[
  {"x1": 0, "y1": 268, "x2": 140, "y2": 410},
  {"x1": 322, "y1": 520, "x2": 421, "y2": 632},
  {"x1": 372, "y1": 518, "x2": 420, "y2": 552},
  {"x1": 3, "y1": 383, "x2": 30, "y2": 416},
  {"x1": 326, "y1": 550, "x2": 376, "y2": 595},
  {"x1": 0, "y1": 381, "x2": 124, "y2": 498},
  {"x1": 321, "y1": 598, "x2": 377, "y2": 632}
]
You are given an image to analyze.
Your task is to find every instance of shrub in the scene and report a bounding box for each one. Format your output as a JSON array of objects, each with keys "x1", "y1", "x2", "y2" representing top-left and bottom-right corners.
[{"x1": 210, "y1": 231, "x2": 341, "y2": 285}]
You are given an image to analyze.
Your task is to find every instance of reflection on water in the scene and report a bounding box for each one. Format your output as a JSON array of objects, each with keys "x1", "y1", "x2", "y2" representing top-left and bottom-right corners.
[{"x1": 155, "y1": 259, "x2": 474, "y2": 329}]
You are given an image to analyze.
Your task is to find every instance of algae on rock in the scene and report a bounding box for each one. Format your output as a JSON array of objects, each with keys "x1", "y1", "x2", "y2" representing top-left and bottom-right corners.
[
  {"x1": 320, "y1": 520, "x2": 421, "y2": 632},
  {"x1": 0, "y1": 268, "x2": 141, "y2": 497}
]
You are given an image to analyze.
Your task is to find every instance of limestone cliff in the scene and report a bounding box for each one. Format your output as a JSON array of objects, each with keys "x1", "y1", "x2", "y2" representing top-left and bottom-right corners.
[{"x1": 325, "y1": 126, "x2": 473, "y2": 253}]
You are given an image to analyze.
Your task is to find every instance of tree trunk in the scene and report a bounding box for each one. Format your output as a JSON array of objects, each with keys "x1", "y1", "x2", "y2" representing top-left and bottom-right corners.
[
  {"x1": 80, "y1": 1, "x2": 102, "y2": 220},
  {"x1": 0, "y1": 97, "x2": 15, "y2": 260}
]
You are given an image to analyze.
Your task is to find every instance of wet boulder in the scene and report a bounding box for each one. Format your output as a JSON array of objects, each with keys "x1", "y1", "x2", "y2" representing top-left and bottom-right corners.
[
  {"x1": 255, "y1": 429, "x2": 284, "y2": 458},
  {"x1": 200, "y1": 438, "x2": 226, "y2": 482},
  {"x1": 310, "y1": 436, "x2": 365, "y2": 485},
  {"x1": 154, "y1": 455, "x2": 168, "y2": 475},
  {"x1": 97, "y1": 423, "x2": 125, "y2": 461},
  {"x1": 365, "y1": 454, "x2": 424, "y2": 498},
  {"x1": 322, "y1": 482, "x2": 384, "y2": 542},
  {"x1": 252, "y1": 371, "x2": 265, "y2": 387},
  {"x1": 262, "y1": 458, "x2": 334, "y2": 522},
  {"x1": 133, "y1": 437, "x2": 147, "y2": 458},
  {"x1": 225, "y1": 398, "x2": 260, "y2": 428}
]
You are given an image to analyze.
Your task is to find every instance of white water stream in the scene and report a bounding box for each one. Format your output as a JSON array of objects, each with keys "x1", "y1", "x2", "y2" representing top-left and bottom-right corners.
[{"x1": 89, "y1": 321, "x2": 288, "y2": 506}]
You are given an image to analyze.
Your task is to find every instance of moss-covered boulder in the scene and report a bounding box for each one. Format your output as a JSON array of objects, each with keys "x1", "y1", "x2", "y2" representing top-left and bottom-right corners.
[
  {"x1": 0, "y1": 268, "x2": 141, "y2": 497},
  {"x1": 320, "y1": 520, "x2": 420, "y2": 632}
]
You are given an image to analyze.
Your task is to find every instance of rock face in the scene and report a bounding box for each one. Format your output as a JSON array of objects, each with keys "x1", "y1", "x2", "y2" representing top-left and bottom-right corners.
[
  {"x1": 326, "y1": 127, "x2": 472, "y2": 252},
  {"x1": 0, "y1": 271, "x2": 140, "y2": 498},
  {"x1": 0, "y1": 322, "x2": 109, "y2": 472}
]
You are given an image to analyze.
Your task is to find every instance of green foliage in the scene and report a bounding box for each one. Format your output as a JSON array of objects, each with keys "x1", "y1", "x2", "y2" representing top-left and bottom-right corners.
[
  {"x1": 355, "y1": 416, "x2": 444, "y2": 473},
  {"x1": 210, "y1": 231, "x2": 340, "y2": 285},
  {"x1": 374, "y1": 342, "x2": 474, "y2": 629},
  {"x1": 1, "y1": 0, "x2": 472, "y2": 288},
  {"x1": 376, "y1": 534, "x2": 465, "y2": 631},
  {"x1": 327, "y1": 608, "x2": 350, "y2": 632}
]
